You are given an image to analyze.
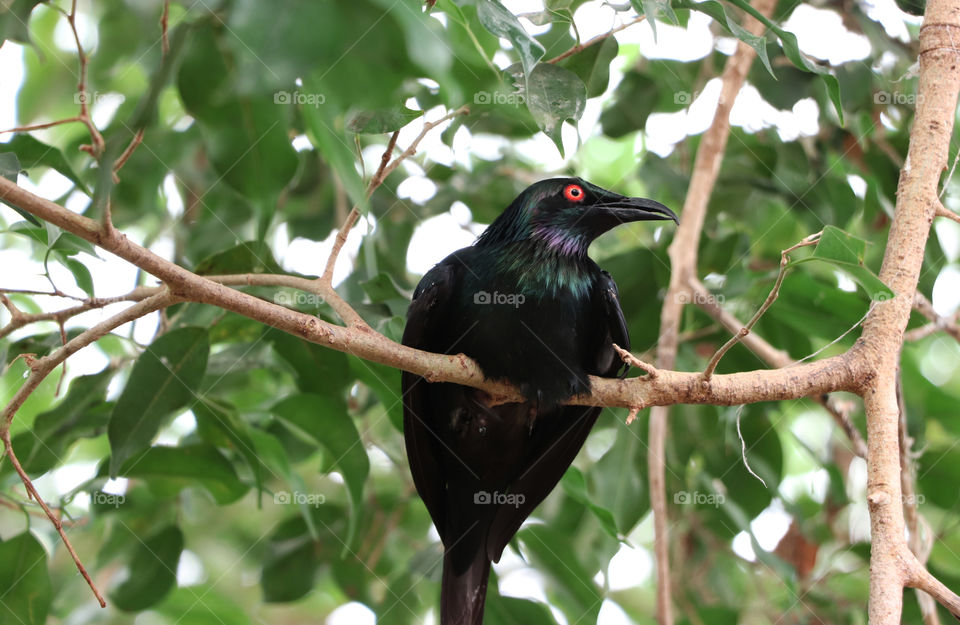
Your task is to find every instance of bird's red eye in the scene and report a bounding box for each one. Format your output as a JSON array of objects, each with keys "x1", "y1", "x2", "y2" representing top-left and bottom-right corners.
[{"x1": 564, "y1": 184, "x2": 585, "y2": 202}]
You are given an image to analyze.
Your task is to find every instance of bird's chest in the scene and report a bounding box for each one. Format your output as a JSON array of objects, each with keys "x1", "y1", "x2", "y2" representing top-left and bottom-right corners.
[{"x1": 451, "y1": 271, "x2": 597, "y2": 401}]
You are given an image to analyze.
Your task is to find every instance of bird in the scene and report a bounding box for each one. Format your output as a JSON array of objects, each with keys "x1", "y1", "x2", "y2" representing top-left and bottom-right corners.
[{"x1": 401, "y1": 177, "x2": 677, "y2": 625}]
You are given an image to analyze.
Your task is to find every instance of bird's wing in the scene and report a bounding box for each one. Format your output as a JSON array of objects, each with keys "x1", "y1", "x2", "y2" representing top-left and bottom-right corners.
[
  {"x1": 485, "y1": 403, "x2": 601, "y2": 563},
  {"x1": 401, "y1": 262, "x2": 459, "y2": 538},
  {"x1": 598, "y1": 270, "x2": 631, "y2": 377},
  {"x1": 485, "y1": 271, "x2": 631, "y2": 562}
]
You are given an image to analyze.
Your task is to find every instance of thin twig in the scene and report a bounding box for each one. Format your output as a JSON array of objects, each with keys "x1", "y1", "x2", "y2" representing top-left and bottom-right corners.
[
  {"x1": 613, "y1": 343, "x2": 659, "y2": 378},
  {"x1": 112, "y1": 128, "x2": 145, "y2": 182},
  {"x1": 1, "y1": 291, "x2": 175, "y2": 607},
  {"x1": 0, "y1": 287, "x2": 85, "y2": 300},
  {"x1": 935, "y1": 202, "x2": 960, "y2": 223},
  {"x1": 0, "y1": 117, "x2": 83, "y2": 135},
  {"x1": 64, "y1": 0, "x2": 104, "y2": 157},
  {"x1": 546, "y1": 15, "x2": 647, "y2": 64},
  {"x1": 914, "y1": 291, "x2": 960, "y2": 342},
  {"x1": 160, "y1": 1, "x2": 171, "y2": 56},
  {"x1": 0, "y1": 286, "x2": 160, "y2": 340},
  {"x1": 318, "y1": 107, "x2": 469, "y2": 322},
  {"x1": 701, "y1": 232, "x2": 821, "y2": 381}
]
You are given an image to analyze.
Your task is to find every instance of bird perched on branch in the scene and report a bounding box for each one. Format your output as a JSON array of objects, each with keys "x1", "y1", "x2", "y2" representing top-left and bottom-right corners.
[{"x1": 401, "y1": 177, "x2": 677, "y2": 624}]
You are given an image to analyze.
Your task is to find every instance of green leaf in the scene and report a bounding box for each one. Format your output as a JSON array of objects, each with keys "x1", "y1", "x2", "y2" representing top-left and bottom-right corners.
[
  {"x1": 0, "y1": 0, "x2": 44, "y2": 45},
  {"x1": 110, "y1": 526, "x2": 184, "y2": 611},
  {"x1": 630, "y1": 0, "x2": 678, "y2": 39},
  {"x1": 524, "y1": 63, "x2": 587, "y2": 155},
  {"x1": 0, "y1": 151, "x2": 41, "y2": 226},
  {"x1": 193, "y1": 399, "x2": 267, "y2": 499},
  {"x1": 194, "y1": 241, "x2": 283, "y2": 275},
  {"x1": 346, "y1": 107, "x2": 424, "y2": 134},
  {"x1": 108, "y1": 327, "x2": 211, "y2": 476},
  {"x1": 61, "y1": 256, "x2": 95, "y2": 297},
  {"x1": 300, "y1": 79, "x2": 368, "y2": 210},
  {"x1": 790, "y1": 226, "x2": 894, "y2": 300},
  {"x1": 559, "y1": 36, "x2": 619, "y2": 98},
  {"x1": 724, "y1": 0, "x2": 843, "y2": 123},
  {"x1": 261, "y1": 533, "x2": 317, "y2": 602},
  {"x1": 176, "y1": 22, "x2": 298, "y2": 214},
  {"x1": 267, "y1": 328, "x2": 351, "y2": 396},
  {"x1": 476, "y1": 0, "x2": 545, "y2": 77},
  {"x1": 156, "y1": 586, "x2": 252, "y2": 625},
  {"x1": 108, "y1": 444, "x2": 249, "y2": 504},
  {"x1": 485, "y1": 595, "x2": 560, "y2": 625},
  {"x1": 0, "y1": 532, "x2": 52, "y2": 625},
  {"x1": 273, "y1": 393, "x2": 370, "y2": 550},
  {"x1": 348, "y1": 356, "x2": 403, "y2": 431},
  {"x1": 10, "y1": 369, "x2": 113, "y2": 475},
  {"x1": 2, "y1": 134, "x2": 91, "y2": 194},
  {"x1": 50, "y1": 231, "x2": 99, "y2": 257},
  {"x1": 560, "y1": 467, "x2": 620, "y2": 539},
  {"x1": 674, "y1": 0, "x2": 773, "y2": 76},
  {"x1": 518, "y1": 525, "x2": 602, "y2": 622}
]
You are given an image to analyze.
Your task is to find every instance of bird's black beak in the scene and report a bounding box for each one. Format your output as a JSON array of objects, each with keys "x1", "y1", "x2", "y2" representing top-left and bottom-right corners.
[{"x1": 593, "y1": 193, "x2": 679, "y2": 225}]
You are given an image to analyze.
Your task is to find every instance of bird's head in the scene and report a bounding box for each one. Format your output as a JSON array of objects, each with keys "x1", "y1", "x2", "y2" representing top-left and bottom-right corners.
[{"x1": 476, "y1": 177, "x2": 678, "y2": 255}]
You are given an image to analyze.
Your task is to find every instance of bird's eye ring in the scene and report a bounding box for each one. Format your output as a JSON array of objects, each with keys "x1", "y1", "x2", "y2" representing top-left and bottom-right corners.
[{"x1": 564, "y1": 184, "x2": 585, "y2": 203}]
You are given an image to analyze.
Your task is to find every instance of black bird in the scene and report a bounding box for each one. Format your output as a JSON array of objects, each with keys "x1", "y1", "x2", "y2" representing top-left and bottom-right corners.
[{"x1": 401, "y1": 178, "x2": 677, "y2": 624}]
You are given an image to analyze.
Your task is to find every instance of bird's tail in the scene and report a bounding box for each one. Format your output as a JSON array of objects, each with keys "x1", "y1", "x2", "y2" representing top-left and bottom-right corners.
[{"x1": 440, "y1": 548, "x2": 491, "y2": 625}]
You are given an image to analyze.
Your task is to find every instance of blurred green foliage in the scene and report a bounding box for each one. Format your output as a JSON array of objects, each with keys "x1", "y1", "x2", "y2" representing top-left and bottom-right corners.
[{"x1": 0, "y1": 0, "x2": 955, "y2": 624}]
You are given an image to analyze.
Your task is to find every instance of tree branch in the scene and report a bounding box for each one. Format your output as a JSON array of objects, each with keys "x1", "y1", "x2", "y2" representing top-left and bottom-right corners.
[
  {"x1": 1, "y1": 290, "x2": 176, "y2": 608},
  {"x1": 546, "y1": 15, "x2": 647, "y2": 64},
  {"x1": 913, "y1": 291, "x2": 960, "y2": 343},
  {"x1": 0, "y1": 286, "x2": 159, "y2": 340},
  {"x1": 647, "y1": 1, "x2": 777, "y2": 621},
  {"x1": 858, "y1": 3, "x2": 960, "y2": 622}
]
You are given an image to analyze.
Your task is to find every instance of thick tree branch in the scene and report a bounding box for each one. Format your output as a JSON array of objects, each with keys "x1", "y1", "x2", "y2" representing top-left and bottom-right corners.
[
  {"x1": 647, "y1": 1, "x2": 776, "y2": 622},
  {"x1": 0, "y1": 175, "x2": 868, "y2": 409},
  {"x1": 858, "y1": 3, "x2": 960, "y2": 622}
]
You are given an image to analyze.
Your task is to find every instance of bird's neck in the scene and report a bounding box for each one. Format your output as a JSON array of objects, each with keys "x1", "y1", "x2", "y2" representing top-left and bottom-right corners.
[{"x1": 493, "y1": 235, "x2": 594, "y2": 299}]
